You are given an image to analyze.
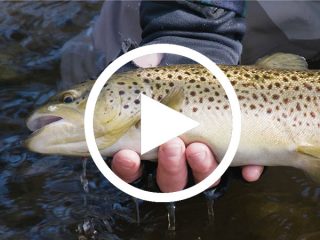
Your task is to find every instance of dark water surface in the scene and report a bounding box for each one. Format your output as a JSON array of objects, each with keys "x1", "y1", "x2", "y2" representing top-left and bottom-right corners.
[{"x1": 0, "y1": 2, "x2": 319, "y2": 240}]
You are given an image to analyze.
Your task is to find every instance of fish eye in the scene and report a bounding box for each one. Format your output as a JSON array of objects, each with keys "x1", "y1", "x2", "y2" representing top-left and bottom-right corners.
[{"x1": 62, "y1": 94, "x2": 74, "y2": 104}]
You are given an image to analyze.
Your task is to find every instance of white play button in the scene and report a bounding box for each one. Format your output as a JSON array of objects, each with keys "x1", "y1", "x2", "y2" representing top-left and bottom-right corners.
[{"x1": 140, "y1": 94, "x2": 199, "y2": 155}]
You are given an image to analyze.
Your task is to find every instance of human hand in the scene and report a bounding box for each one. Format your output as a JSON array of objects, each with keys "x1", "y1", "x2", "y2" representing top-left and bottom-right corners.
[
  {"x1": 111, "y1": 138, "x2": 264, "y2": 193},
  {"x1": 111, "y1": 0, "x2": 253, "y2": 193}
]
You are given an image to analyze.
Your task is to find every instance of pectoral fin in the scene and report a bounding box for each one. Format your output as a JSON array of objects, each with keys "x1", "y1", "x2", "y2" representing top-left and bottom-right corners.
[
  {"x1": 297, "y1": 146, "x2": 320, "y2": 158},
  {"x1": 98, "y1": 113, "x2": 140, "y2": 150},
  {"x1": 256, "y1": 53, "x2": 308, "y2": 70},
  {"x1": 160, "y1": 86, "x2": 184, "y2": 111},
  {"x1": 297, "y1": 145, "x2": 320, "y2": 183}
]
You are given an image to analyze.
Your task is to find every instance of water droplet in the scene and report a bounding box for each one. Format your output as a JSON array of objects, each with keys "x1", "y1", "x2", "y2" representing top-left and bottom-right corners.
[{"x1": 166, "y1": 202, "x2": 176, "y2": 231}]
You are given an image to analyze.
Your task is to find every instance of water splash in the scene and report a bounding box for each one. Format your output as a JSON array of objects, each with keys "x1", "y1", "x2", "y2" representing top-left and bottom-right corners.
[
  {"x1": 132, "y1": 197, "x2": 142, "y2": 225},
  {"x1": 77, "y1": 217, "x2": 115, "y2": 240},
  {"x1": 80, "y1": 158, "x2": 89, "y2": 193},
  {"x1": 80, "y1": 158, "x2": 89, "y2": 208},
  {"x1": 166, "y1": 202, "x2": 176, "y2": 231},
  {"x1": 203, "y1": 188, "x2": 216, "y2": 223}
]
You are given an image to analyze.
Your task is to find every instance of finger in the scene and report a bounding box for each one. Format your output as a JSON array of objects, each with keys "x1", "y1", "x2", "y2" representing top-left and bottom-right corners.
[
  {"x1": 242, "y1": 165, "x2": 264, "y2": 182},
  {"x1": 186, "y1": 143, "x2": 220, "y2": 187},
  {"x1": 157, "y1": 138, "x2": 188, "y2": 192},
  {"x1": 112, "y1": 150, "x2": 142, "y2": 183},
  {"x1": 132, "y1": 53, "x2": 164, "y2": 68}
]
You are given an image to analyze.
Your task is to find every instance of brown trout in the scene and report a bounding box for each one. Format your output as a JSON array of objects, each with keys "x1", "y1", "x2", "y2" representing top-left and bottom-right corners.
[{"x1": 25, "y1": 53, "x2": 320, "y2": 182}]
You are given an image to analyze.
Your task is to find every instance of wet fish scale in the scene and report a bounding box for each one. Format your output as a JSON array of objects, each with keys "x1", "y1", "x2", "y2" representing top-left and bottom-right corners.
[
  {"x1": 25, "y1": 54, "x2": 320, "y2": 183},
  {"x1": 132, "y1": 64, "x2": 320, "y2": 132}
]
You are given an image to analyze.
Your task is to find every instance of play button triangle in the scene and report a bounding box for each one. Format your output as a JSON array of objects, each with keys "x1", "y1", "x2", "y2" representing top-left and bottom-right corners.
[{"x1": 140, "y1": 94, "x2": 199, "y2": 155}]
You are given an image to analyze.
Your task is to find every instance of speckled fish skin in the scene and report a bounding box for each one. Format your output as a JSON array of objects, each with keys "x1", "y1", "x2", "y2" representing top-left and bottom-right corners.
[{"x1": 26, "y1": 60, "x2": 320, "y2": 182}]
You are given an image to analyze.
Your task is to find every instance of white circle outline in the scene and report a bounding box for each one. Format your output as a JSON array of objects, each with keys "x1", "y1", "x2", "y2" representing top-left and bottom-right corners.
[{"x1": 84, "y1": 44, "x2": 241, "y2": 202}]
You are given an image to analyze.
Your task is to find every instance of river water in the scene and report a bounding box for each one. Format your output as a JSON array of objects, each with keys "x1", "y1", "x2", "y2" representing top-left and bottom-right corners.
[{"x1": 0, "y1": 1, "x2": 319, "y2": 240}]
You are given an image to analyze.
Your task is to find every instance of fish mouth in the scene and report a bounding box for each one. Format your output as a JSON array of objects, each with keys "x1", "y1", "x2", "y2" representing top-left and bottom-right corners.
[{"x1": 27, "y1": 114, "x2": 63, "y2": 132}]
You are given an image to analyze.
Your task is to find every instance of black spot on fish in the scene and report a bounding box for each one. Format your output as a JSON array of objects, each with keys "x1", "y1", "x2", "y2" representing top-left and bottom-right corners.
[
  {"x1": 263, "y1": 74, "x2": 270, "y2": 79},
  {"x1": 252, "y1": 93, "x2": 258, "y2": 100},
  {"x1": 272, "y1": 94, "x2": 280, "y2": 100},
  {"x1": 303, "y1": 82, "x2": 312, "y2": 90},
  {"x1": 250, "y1": 104, "x2": 256, "y2": 110}
]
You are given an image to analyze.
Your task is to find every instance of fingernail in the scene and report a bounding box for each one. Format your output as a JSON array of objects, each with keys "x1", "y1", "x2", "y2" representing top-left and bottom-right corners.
[
  {"x1": 248, "y1": 168, "x2": 262, "y2": 181},
  {"x1": 162, "y1": 143, "x2": 182, "y2": 157},
  {"x1": 119, "y1": 158, "x2": 135, "y2": 169},
  {"x1": 189, "y1": 151, "x2": 206, "y2": 162}
]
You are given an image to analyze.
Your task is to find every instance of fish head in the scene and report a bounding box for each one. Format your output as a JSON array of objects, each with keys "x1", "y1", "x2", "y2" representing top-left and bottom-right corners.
[
  {"x1": 25, "y1": 73, "x2": 140, "y2": 156},
  {"x1": 25, "y1": 81, "x2": 100, "y2": 156}
]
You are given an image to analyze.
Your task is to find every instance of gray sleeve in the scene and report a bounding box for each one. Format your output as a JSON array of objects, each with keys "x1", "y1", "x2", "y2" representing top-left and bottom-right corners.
[{"x1": 139, "y1": 1, "x2": 246, "y2": 65}]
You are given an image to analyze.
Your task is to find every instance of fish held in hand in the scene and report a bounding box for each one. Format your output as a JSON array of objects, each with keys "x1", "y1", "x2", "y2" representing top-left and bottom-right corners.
[{"x1": 25, "y1": 53, "x2": 320, "y2": 183}]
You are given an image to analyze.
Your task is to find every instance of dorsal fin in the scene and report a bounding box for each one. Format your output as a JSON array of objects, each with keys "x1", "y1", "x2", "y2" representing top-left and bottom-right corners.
[{"x1": 255, "y1": 53, "x2": 308, "y2": 70}]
